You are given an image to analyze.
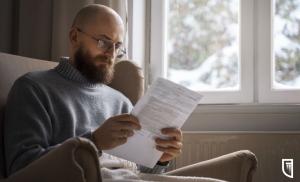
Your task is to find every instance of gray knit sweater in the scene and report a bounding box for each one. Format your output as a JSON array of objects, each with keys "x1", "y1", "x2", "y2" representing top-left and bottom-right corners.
[{"x1": 4, "y1": 58, "x2": 167, "y2": 175}]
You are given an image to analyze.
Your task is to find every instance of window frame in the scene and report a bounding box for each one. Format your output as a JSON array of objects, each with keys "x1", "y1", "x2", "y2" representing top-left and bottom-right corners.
[
  {"x1": 149, "y1": 0, "x2": 254, "y2": 104},
  {"x1": 257, "y1": 0, "x2": 300, "y2": 103},
  {"x1": 129, "y1": 0, "x2": 300, "y2": 104}
]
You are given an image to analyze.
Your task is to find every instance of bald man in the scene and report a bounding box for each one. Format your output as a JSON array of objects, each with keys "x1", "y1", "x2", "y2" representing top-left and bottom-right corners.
[{"x1": 3, "y1": 4, "x2": 183, "y2": 176}]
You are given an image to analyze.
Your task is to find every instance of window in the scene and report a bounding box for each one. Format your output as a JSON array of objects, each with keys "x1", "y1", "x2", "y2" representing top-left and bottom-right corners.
[
  {"x1": 167, "y1": 0, "x2": 239, "y2": 91},
  {"x1": 149, "y1": 0, "x2": 300, "y2": 103},
  {"x1": 273, "y1": 0, "x2": 300, "y2": 89},
  {"x1": 150, "y1": 0, "x2": 253, "y2": 103},
  {"x1": 258, "y1": 0, "x2": 300, "y2": 103}
]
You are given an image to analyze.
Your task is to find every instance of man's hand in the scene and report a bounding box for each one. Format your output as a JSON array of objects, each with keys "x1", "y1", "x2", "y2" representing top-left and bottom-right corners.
[
  {"x1": 92, "y1": 114, "x2": 141, "y2": 150},
  {"x1": 155, "y1": 128, "x2": 183, "y2": 163}
]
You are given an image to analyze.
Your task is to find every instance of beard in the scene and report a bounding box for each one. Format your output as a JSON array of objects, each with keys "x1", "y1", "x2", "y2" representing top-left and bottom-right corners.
[{"x1": 73, "y1": 46, "x2": 114, "y2": 84}]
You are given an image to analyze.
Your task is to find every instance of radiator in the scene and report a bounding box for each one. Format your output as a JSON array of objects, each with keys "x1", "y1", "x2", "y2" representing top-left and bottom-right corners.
[{"x1": 169, "y1": 132, "x2": 300, "y2": 182}]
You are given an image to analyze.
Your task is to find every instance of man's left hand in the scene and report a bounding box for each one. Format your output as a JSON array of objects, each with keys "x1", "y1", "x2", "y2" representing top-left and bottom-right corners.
[{"x1": 155, "y1": 128, "x2": 183, "y2": 163}]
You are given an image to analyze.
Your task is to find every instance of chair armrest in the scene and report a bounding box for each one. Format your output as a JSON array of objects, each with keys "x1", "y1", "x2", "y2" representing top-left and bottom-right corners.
[
  {"x1": 6, "y1": 137, "x2": 102, "y2": 182},
  {"x1": 165, "y1": 150, "x2": 257, "y2": 182}
]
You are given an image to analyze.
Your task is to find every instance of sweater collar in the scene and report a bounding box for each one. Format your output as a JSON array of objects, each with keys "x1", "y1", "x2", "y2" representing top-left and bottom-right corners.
[{"x1": 54, "y1": 57, "x2": 104, "y2": 88}]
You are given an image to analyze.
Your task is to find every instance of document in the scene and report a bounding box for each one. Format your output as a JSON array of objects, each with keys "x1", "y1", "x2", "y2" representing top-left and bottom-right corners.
[{"x1": 104, "y1": 77, "x2": 203, "y2": 168}]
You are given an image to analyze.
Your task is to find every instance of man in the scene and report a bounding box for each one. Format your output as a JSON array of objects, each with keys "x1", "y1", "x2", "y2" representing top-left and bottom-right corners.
[{"x1": 4, "y1": 4, "x2": 182, "y2": 176}]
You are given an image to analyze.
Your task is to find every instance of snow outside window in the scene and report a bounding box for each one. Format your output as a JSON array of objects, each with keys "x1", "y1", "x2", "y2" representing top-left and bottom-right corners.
[
  {"x1": 150, "y1": 0, "x2": 253, "y2": 103},
  {"x1": 149, "y1": 0, "x2": 300, "y2": 103}
]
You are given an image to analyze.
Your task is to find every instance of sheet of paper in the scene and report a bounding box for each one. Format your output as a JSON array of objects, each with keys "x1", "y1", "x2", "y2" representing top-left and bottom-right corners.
[{"x1": 104, "y1": 77, "x2": 203, "y2": 168}]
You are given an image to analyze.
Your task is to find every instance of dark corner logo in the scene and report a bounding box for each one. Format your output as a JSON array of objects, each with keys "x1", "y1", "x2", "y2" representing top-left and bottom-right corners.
[{"x1": 282, "y1": 159, "x2": 294, "y2": 179}]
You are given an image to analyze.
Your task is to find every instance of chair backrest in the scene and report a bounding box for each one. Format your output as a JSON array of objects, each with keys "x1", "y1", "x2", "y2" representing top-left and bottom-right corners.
[
  {"x1": 0, "y1": 53, "x2": 144, "y2": 178},
  {"x1": 108, "y1": 60, "x2": 144, "y2": 105}
]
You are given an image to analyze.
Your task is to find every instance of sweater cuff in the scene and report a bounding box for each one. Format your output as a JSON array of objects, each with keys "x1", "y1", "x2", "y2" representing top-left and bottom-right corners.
[
  {"x1": 138, "y1": 162, "x2": 170, "y2": 174},
  {"x1": 80, "y1": 130, "x2": 93, "y2": 140},
  {"x1": 157, "y1": 161, "x2": 169, "y2": 166},
  {"x1": 79, "y1": 131, "x2": 102, "y2": 156}
]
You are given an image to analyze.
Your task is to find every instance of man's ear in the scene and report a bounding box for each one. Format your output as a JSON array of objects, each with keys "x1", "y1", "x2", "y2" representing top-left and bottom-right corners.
[{"x1": 69, "y1": 28, "x2": 79, "y2": 46}]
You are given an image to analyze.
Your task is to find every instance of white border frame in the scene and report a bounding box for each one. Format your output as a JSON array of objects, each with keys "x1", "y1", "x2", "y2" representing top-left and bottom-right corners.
[
  {"x1": 257, "y1": 0, "x2": 300, "y2": 103},
  {"x1": 149, "y1": 0, "x2": 254, "y2": 104}
]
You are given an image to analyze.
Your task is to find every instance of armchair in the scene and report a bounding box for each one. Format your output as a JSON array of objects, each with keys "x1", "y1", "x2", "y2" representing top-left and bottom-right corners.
[{"x1": 0, "y1": 53, "x2": 257, "y2": 182}]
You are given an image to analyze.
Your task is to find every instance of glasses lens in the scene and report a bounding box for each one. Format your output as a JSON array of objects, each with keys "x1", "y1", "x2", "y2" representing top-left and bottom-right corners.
[
  {"x1": 116, "y1": 48, "x2": 126, "y2": 58},
  {"x1": 97, "y1": 38, "x2": 126, "y2": 58},
  {"x1": 97, "y1": 39, "x2": 112, "y2": 50}
]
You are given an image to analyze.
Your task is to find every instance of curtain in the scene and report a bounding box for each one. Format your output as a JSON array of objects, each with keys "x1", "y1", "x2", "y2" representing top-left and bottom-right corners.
[{"x1": 0, "y1": 0, "x2": 128, "y2": 61}]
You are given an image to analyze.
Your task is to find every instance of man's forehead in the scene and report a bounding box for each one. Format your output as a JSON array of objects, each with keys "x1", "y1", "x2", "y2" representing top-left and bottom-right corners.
[{"x1": 86, "y1": 16, "x2": 124, "y2": 42}]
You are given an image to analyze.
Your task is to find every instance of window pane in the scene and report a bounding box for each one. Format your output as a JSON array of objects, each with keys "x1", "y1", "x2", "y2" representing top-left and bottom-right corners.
[
  {"x1": 274, "y1": 0, "x2": 300, "y2": 89},
  {"x1": 167, "y1": 0, "x2": 239, "y2": 91}
]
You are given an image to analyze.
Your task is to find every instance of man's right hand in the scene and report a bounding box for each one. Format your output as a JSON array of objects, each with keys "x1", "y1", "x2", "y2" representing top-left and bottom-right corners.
[{"x1": 91, "y1": 114, "x2": 141, "y2": 150}]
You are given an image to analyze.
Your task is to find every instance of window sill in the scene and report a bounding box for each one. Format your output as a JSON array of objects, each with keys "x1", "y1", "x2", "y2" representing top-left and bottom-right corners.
[
  {"x1": 194, "y1": 103, "x2": 300, "y2": 114},
  {"x1": 183, "y1": 104, "x2": 300, "y2": 131}
]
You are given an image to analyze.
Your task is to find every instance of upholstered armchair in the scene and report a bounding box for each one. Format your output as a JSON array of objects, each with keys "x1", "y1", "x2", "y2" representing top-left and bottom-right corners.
[{"x1": 0, "y1": 53, "x2": 257, "y2": 182}]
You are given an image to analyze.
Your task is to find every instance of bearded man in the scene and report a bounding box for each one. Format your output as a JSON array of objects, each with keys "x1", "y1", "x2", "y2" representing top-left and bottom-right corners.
[{"x1": 4, "y1": 4, "x2": 183, "y2": 177}]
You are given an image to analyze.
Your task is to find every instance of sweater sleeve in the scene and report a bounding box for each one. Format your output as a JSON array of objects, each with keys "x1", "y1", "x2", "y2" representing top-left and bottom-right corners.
[
  {"x1": 4, "y1": 76, "x2": 58, "y2": 175},
  {"x1": 138, "y1": 162, "x2": 170, "y2": 174}
]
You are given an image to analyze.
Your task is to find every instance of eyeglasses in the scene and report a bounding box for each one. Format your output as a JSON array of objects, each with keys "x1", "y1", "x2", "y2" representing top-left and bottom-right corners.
[{"x1": 76, "y1": 27, "x2": 126, "y2": 58}]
